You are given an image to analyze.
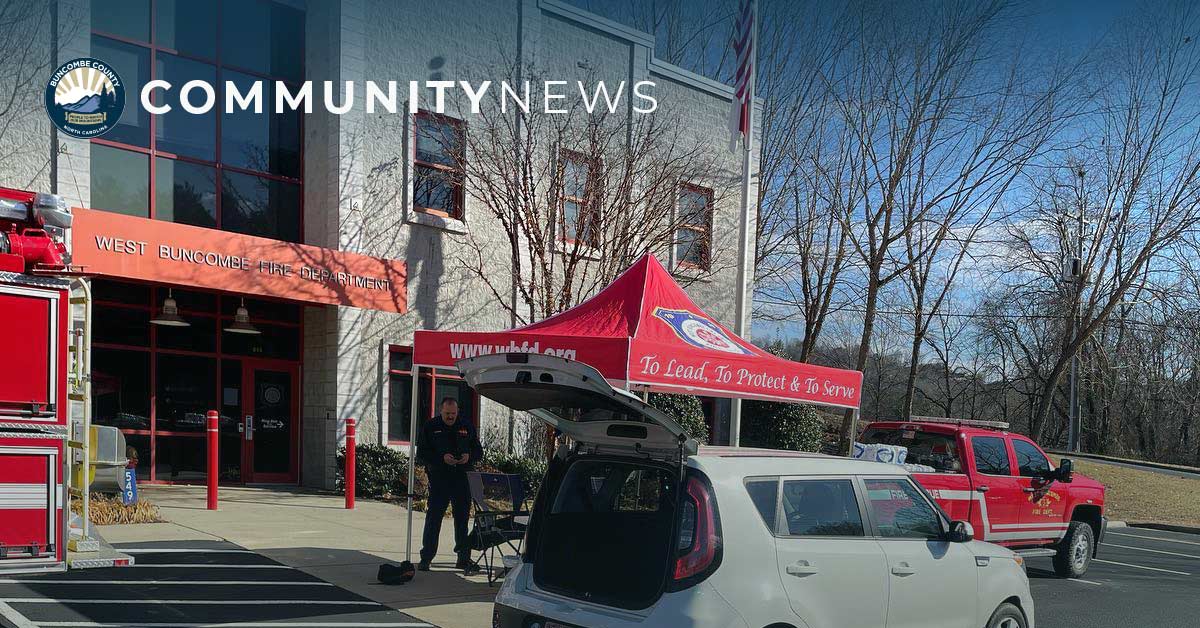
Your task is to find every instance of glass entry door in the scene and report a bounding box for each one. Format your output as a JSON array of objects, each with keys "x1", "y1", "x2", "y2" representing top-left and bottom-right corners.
[{"x1": 240, "y1": 361, "x2": 299, "y2": 483}]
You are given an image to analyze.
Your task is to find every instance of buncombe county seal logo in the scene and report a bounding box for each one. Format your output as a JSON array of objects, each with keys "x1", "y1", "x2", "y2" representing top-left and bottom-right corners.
[
  {"x1": 654, "y1": 308, "x2": 752, "y2": 355},
  {"x1": 45, "y1": 57, "x2": 125, "y2": 139}
]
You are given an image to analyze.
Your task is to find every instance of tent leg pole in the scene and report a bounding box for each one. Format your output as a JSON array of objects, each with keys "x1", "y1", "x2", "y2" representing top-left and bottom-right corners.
[
  {"x1": 406, "y1": 366, "x2": 420, "y2": 564},
  {"x1": 729, "y1": 399, "x2": 742, "y2": 447},
  {"x1": 846, "y1": 409, "x2": 860, "y2": 456}
]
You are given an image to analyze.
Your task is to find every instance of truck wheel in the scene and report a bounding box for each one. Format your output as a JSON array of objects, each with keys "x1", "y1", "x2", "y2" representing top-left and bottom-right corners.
[
  {"x1": 985, "y1": 602, "x2": 1026, "y2": 628},
  {"x1": 1053, "y1": 520, "x2": 1094, "y2": 578}
]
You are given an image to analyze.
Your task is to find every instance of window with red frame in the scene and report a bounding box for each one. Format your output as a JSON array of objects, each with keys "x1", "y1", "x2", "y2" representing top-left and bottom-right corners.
[
  {"x1": 413, "y1": 111, "x2": 466, "y2": 219},
  {"x1": 86, "y1": 279, "x2": 302, "y2": 483},
  {"x1": 89, "y1": 0, "x2": 304, "y2": 243},
  {"x1": 387, "y1": 347, "x2": 478, "y2": 444},
  {"x1": 558, "y1": 150, "x2": 601, "y2": 246},
  {"x1": 677, "y1": 184, "x2": 713, "y2": 269}
]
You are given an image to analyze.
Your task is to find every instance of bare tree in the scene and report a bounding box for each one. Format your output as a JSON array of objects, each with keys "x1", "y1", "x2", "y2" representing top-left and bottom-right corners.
[
  {"x1": 1001, "y1": 2, "x2": 1200, "y2": 440},
  {"x1": 604, "y1": 0, "x2": 735, "y2": 79},
  {"x1": 824, "y1": 0, "x2": 1066, "y2": 450},
  {"x1": 0, "y1": 1, "x2": 55, "y2": 185},
  {"x1": 751, "y1": 3, "x2": 859, "y2": 361},
  {"x1": 898, "y1": 204, "x2": 1000, "y2": 418},
  {"x1": 756, "y1": 183, "x2": 853, "y2": 362},
  {"x1": 443, "y1": 64, "x2": 734, "y2": 325},
  {"x1": 914, "y1": 309, "x2": 977, "y2": 418}
]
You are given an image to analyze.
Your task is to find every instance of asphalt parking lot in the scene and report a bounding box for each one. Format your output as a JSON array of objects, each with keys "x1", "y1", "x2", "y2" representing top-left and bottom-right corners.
[
  {"x1": 0, "y1": 540, "x2": 432, "y2": 628},
  {"x1": 1028, "y1": 525, "x2": 1200, "y2": 628},
  {"x1": 1, "y1": 527, "x2": 1197, "y2": 628}
]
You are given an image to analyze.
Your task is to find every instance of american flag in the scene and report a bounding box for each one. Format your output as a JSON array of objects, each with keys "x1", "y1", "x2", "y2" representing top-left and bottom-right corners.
[{"x1": 728, "y1": 0, "x2": 756, "y2": 153}]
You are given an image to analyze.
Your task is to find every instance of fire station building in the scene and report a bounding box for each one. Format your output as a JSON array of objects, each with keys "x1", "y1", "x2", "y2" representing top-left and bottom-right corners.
[{"x1": 2, "y1": 0, "x2": 758, "y2": 489}]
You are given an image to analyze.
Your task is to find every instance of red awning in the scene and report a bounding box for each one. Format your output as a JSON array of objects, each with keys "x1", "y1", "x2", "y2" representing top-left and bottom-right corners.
[{"x1": 413, "y1": 253, "x2": 862, "y2": 409}]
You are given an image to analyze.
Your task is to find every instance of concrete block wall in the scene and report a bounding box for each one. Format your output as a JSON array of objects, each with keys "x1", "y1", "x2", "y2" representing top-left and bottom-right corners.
[
  {"x1": 647, "y1": 63, "x2": 761, "y2": 329},
  {"x1": 0, "y1": 0, "x2": 90, "y2": 200},
  {"x1": 302, "y1": 0, "x2": 352, "y2": 489},
  {"x1": 54, "y1": 0, "x2": 93, "y2": 209},
  {"x1": 290, "y1": 0, "x2": 765, "y2": 489}
]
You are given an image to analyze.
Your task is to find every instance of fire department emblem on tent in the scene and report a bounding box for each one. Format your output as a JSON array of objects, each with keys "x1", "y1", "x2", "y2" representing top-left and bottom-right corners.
[{"x1": 653, "y1": 308, "x2": 751, "y2": 355}]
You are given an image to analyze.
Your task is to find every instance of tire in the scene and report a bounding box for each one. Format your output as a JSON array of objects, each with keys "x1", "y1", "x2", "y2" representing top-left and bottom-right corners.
[
  {"x1": 1053, "y1": 520, "x2": 1094, "y2": 578},
  {"x1": 985, "y1": 602, "x2": 1026, "y2": 628}
]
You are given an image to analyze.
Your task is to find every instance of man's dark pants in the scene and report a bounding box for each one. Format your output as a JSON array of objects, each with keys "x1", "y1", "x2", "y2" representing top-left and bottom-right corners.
[{"x1": 420, "y1": 471, "x2": 471, "y2": 564}]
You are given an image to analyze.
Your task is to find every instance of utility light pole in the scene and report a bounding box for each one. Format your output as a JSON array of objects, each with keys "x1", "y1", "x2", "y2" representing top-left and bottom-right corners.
[{"x1": 1065, "y1": 169, "x2": 1086, "y2": 453}]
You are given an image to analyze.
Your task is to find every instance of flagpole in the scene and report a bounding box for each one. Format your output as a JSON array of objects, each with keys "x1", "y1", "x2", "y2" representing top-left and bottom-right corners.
[{"x1": 729, "y1": 0, "x2": 756, "y2": 448}]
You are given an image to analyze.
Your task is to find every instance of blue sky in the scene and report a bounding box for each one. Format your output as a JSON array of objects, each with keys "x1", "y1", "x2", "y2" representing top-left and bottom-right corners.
[
  {"x1": 568, "y1": 0, "x2": 1146, "y2": 343},
  {"x1": 744, "y1": 0, "x2": 1134, "y2": 343}
]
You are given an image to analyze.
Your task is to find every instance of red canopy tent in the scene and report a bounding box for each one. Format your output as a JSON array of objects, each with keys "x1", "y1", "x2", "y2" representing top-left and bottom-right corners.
[
  {"x1": 412, "y1": 253, "x2": 863, "y2": 407},
  {"x1": 402, "y1": 253, "x2": 863, "y2": 562}
]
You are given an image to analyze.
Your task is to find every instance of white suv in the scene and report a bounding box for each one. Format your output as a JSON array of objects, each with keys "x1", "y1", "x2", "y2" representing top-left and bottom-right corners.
[{"x1": 459, "y1": 353, "x2": 1034, "y2": 628}]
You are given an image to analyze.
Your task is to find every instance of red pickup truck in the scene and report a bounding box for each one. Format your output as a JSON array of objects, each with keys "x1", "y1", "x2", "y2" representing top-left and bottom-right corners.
[{"x1": 859, "y1": 417, "x2": 1107, "y2": 577}]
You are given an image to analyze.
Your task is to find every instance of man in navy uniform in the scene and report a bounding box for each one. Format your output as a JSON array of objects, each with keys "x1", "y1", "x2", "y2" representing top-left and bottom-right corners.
[{"x1": 417, "y1": 397, "x2": 483, "y2": 572}]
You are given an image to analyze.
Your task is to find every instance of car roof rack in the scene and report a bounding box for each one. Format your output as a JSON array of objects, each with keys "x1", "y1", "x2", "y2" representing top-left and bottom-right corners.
[{"x1": 904, "y1": 415, "x2": 1011, "y2": 431}]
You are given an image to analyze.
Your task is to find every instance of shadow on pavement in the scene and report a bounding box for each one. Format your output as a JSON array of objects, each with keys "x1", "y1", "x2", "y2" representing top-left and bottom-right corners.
[
  {"x1": 1026, "y1": 566, "x2": 1062, "y2": 579},
  {"x1": 258, "y1": 546, "x2": 500, "y2": 611},
  {"x1": 0, "y1": 541, "x2": 433, "y2": 627}
]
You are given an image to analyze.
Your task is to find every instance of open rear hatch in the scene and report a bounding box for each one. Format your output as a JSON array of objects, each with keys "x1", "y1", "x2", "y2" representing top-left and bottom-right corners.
[
  {"x1": 456, "y1": 352, "x2": 697, "y2": 460},
  {"x1": 457, "y1": 353, "x2": 698, "y2": 609}
]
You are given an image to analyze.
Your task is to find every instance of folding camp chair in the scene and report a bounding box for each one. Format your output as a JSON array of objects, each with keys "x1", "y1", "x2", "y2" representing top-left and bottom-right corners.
[{"x1": 466, "y1": 472, "x2": 530, "y2": 585}]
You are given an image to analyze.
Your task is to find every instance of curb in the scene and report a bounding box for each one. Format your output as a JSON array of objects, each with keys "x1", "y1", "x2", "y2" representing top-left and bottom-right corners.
[
  {"x1": 1107, "y1": 520, "x2": 1126, "y2": 528},
  {"x1": 1048, "y1": 450, "x2": 1200, "y2": 476},
  {"x1": 1128, "y1": 522, "x2": 1200, "y2": 536}
]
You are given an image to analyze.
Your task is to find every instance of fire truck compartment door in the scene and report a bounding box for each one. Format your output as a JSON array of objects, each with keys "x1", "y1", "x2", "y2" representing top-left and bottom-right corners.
[
  {"x1": 0, "y1": 447, "x2": 59, "y2": 562},
  {"x1": 0, "y1": 286, "x2": 58, "y2": 412}
]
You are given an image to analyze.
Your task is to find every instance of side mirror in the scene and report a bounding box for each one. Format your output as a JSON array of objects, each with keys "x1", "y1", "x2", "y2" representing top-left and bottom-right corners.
[
  {"x1": 1057, "y1": 458, "x2": 1074, "y2": 483},
  {"x1": 947, "y1": 520, "x2": 974, "y2": 543}
]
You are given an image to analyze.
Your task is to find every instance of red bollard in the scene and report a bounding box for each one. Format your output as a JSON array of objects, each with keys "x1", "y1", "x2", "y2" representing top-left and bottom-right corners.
[
  {"x1": 206, "y1": 410, "x2": 219, "y2": 510},
  {"x1": 345, "y1": 418, "x2": 356, "y2": 510}
]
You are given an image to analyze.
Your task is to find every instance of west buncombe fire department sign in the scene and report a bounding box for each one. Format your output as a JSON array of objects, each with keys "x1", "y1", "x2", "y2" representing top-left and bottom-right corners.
[{"x1": 72, "y1": 208, "x2": 407, "y2": 313}]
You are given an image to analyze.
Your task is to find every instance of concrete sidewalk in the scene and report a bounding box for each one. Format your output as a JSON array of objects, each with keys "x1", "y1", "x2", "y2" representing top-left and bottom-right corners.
[{"x1": 97, "y1": 485, "x2": 497, "y2": 628}]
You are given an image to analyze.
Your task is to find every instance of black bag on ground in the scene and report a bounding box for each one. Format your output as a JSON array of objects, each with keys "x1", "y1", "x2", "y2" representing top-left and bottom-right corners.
[{"x1": 377, "y1": 561, "x2": 415, "y2": 585}]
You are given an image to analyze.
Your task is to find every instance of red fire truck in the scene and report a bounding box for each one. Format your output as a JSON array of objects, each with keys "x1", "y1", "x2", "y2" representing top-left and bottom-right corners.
[
  {"x1": 1, "y1": 185, "x2": 136, "y2": 573},
  {"x1": 859, "y1": 417, "x2": 1107, "y2": 578},
  {"x1": 0, "y1": 186, "x2": 72, "y2": 574}
]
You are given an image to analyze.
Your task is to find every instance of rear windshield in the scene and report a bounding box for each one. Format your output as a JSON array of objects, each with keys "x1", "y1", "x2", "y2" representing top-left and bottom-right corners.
[
  {"x1": 551, "y1": 461, "x2": 676, "y2": 514},
  {"x1": 860, "y1": 428, "x2": 962, "y2": 473}
]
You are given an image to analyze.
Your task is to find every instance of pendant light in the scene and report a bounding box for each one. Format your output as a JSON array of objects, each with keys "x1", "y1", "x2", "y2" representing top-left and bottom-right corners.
[
  {"x1": 150, "y1": 289, "x2": 190, "y2": 327},
  {"x1": 225, "y1": 298, "x2": 261, "y2": 335}
]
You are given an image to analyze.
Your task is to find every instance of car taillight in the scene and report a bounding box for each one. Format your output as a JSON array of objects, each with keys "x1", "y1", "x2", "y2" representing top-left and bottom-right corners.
[{"x1": 674, "y1": 474, "x2": 720, "y2": 582}]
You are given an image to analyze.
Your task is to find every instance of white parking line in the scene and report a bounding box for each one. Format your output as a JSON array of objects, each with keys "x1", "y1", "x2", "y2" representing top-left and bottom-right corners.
[
  {"x1": 0, "y1": 579, "x2": 334, "y2": 586},
  {"x1": 130, "y1": 564, "x2": 292, "y2": 569},
  {"x1": 1067, "y1": 578, "x2": 1104, "y2": 585},
  {"x1": 120, "y1": 548, "x2": 256, "y2": 554},
  {"x1": 0, "y1": 601, "x2": 36, "y2": 628},
  {"x1": 1, "y1": 598, "x2": 379, "y2": 606},
  {"x1": 1109, "y1": 530, "x2": 1200, "y2": 547},
  {"x1": 1104, "y1": 542, "x2": 1200, "y2": 560},
  {"x1": 1093, "y1": 558, "x2": 1191, "y2": 576},
  {"x1": 33, "y1": 623, "x2": 431, "y2": 628}
]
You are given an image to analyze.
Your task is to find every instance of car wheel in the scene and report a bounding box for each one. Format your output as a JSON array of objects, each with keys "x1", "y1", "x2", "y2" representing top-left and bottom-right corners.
[
  {"x1": 1053, "y1": 520, "x2": 1094, "y2": 578},
  {"x1": 985, "y1": 602, "x2": 1026, "y2": 628}
]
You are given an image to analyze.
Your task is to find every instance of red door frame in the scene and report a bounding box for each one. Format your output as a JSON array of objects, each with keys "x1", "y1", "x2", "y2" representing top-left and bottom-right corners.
[{"x1": 239, "y1": 358, "x2": 300, "y2": 484}]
